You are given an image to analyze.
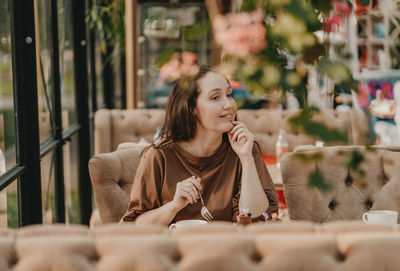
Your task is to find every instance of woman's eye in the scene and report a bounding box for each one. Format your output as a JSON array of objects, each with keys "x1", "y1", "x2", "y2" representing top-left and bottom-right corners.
[
  {"x1": 211, "y1": 96, "x2": 220, "y2": 101},
  {"x1": 227, "y1": 93, "x2": 233, "y2": 98}
]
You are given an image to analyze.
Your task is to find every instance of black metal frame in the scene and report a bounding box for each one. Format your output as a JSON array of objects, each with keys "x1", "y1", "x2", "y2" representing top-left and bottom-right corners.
[
  {"x1": 49, "y1": 0, "x2": 66, "y2": 223},
  {"x1": 71, "y1": 0, "x2": 92, "y2": 225},
  {"x1": 3, "y1": 0, "x2": 97, "y2": 226},
  {"x1": 10, "y1": 0, "x2": 43, "y2": 226}
]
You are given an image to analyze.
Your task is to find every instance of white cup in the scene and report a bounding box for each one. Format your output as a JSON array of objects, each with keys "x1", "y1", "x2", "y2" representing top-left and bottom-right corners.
[
  {"x1": 169, "y1": 219, "x2": 207, "y2": 230},
  {"x1": 362, "y1": 210, "x2": 398, "y2": 225}
]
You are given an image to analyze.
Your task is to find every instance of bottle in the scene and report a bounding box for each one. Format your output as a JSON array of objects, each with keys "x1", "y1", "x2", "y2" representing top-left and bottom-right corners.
[{"x1": 275, "y1": 129, "x2": 288, "y2": 169}]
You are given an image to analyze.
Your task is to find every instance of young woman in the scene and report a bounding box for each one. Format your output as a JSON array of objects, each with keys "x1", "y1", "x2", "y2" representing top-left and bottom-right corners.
[{"x1": 121, "y1": 66, "x2": 278, "y2": 225}]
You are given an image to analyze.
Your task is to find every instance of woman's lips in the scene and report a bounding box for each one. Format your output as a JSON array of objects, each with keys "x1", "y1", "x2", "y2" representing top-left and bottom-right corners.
[{"x1": 220, "y1": 113, "x2": 234, "y2": 120}]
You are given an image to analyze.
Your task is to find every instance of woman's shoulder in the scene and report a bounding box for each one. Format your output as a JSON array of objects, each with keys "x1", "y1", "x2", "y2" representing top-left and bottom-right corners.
[{"x1": 142, "y1": 141, "x2": 175, "y2": 158}]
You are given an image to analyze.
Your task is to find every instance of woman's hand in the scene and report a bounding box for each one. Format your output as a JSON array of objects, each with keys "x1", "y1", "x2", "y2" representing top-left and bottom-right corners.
[
  {"x1": 172, "y1": 176, "x2": 202, "y2": 210},
  {"x1": 228, "y1": 121, "x2": 254, "y2": 159}
]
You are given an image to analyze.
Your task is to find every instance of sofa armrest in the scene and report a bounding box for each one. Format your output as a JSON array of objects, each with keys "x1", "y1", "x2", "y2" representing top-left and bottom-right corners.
[{"x1": 89, "y1": 148, "x2": 142, "y2": 224}]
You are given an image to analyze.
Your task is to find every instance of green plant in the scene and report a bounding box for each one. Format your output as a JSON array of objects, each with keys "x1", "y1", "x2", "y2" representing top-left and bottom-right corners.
[
  {"x1": 7, "y1": 191, "x2": 18, "y2": 228},
  {"x1": 87, "y1": 0, "x2": 125, "y2": 62}
]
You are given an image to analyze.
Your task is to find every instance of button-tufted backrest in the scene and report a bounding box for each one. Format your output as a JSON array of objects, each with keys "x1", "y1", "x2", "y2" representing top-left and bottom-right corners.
[
  {"x1": 94, "y1": 109, "x2": 165, "y2": 154},
  {"x1": 1, "y1": 223, "x2": 400, "y2": 270},
  {"x1": 88, "y1": 148, "x2": 143, "y2": 224},
  {"x1": 239, "y1": 109, "x2": 368, "y2": 154},
  {"x1": 94, "y1": 108, "x2": 369, "y2": 155},
  {"x1": 281, "y1": 146, "x2": 400, "y2": 223}
]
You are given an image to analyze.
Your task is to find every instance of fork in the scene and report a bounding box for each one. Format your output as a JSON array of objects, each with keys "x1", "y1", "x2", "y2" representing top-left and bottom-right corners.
[{"x1": 196, "y1": 188, "x2": 213, "y2": 222}]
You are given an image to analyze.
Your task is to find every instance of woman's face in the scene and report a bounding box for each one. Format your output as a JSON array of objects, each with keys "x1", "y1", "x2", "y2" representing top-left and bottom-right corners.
[{"x1": 194, "y1": 71, "x2": 237, "y2": 134}]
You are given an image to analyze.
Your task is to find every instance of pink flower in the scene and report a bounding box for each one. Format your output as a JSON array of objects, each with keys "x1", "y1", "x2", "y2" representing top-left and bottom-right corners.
[
  {"x1": 251, "y1": 9, "x2": 264, "y2": 23},
  {"x1": 160, "y1": 61, "x2": 181, "y2": 82},
  {"x1": 334, "y1": 1, "x2": 352, "y2": 16},
  {"x1": 213, "y1": 16, "x2": 227, "y2": 32},
  {"x1": 324, "y1": 14, "x2": 341, "y2": 33},
  {"x1": 160, "y1": 51, "x2": 200, "y2": 81},
  {"x1": 246, "y1": 24, "x2": 267, "y2": 53},
  {"x1": 182, "y1": 51, "x2": 197, "y2": 65},
  {"x1": 160, "y1": 53, "x2": 181, "y2": 81},
  {"x1": 180, "y1": 64, "x2": 199, "y2": 76},
  {"x1": 213, "y1": 9, "x2": 267, "y2": 57}
]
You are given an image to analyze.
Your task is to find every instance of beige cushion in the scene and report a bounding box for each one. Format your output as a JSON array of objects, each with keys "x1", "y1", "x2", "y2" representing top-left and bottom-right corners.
[
  {"x1": 0, "y1": 223, "x2": 399, "y2": 270},
  {"x1": 0, "y1": 229, "x2": 15, "y2": 271},
  {"x1": 14, "y1": 225, "x2": 95, "y2": 271},
  {"x1": 281, "y1": 146, "x2": 400, "y2": 223}
]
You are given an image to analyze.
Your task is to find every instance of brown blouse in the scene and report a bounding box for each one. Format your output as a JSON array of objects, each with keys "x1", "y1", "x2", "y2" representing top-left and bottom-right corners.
[{"x1": 121, "y1": 140, "x2": 278, "y2": 223}]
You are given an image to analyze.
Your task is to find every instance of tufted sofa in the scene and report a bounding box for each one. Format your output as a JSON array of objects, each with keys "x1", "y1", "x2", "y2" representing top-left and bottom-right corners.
[
  {"x1": 281, "y1": 145, "x2": 400, "y2": 223},
  {"x1": 1, "y1": 222, "x2": 400, "y2": 270},
  {"x1": 94, "y1": 108, "x2": 369, "y2": 155},
  {"x1": 89, "y1": 145, "x2": 400, "y2": 227}
]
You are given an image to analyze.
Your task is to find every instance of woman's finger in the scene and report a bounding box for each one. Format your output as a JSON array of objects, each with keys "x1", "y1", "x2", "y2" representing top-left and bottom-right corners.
[
  {"x1": 185, "y1": 181, "x2": 199, "y2": 199},
  {"x1": 179, "y1": 190, "x2": 194, "y2": 204},
  {"x1": 177, "y1": 182, "x2": 194, "y2": 204},
  {"x1": 190, "y1": 177, "x2": 202, "y2": 192},
  {"x1": 230, "y1": 122, "x2": 245, "y2": 134},
  {"x1": 231, "y1": 128, "x2": 246, "y2": 141},
  {"x1": 181, "y1": 185, "x2": 197, "y2": 203},
  {"x1": 237, "y1": 133, "x2": 248, "y2": 143}
]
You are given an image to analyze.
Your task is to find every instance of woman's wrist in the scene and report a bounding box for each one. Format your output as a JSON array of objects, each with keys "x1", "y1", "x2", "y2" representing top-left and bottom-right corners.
[
  {"x1": 169, "y1": 200, "x2": 185, "y2": 213},
  {"x1": 239, "y1": 154, "x2": 254, "y2": 164}
]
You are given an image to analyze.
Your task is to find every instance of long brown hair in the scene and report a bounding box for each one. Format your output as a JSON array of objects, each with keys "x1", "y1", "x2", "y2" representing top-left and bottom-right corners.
[{"x1": 153, "y1": 65, "x2": 213, "y2": 147}]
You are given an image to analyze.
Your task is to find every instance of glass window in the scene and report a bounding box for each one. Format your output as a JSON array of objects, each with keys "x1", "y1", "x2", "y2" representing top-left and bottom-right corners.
[
  {"x1": 0, "y1": 181, "x2": 18, "y2": 228},
  {"x1": 0, "y1": 1, "x2": 16, "y2": 173},
  {"x1": 58, "y1": 0, "x2": 77, "y2": 127},
  {"x1": 41, "y1": 151, "x2": 56, "y2": 224},
  {"x1": 64, "y1": 133, "x2": 80, "y2": 224},
  {"x1": 113, "y1": 58, "x2": 123, "y2": 109},
  {"x1": 137, "y1": 3, "x2": 211, "y2": 109},
  {"x1": 35, "y1": 0, "x2": 55, "y2": 144},
  {"x1": 95, "y1": 31, "x2": 104, "y2": 108}
]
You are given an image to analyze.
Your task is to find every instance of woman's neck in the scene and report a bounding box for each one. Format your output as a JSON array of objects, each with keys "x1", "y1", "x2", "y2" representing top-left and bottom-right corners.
[{"x1": 178, "y1": 132, "x2": 223, "y2": 157}]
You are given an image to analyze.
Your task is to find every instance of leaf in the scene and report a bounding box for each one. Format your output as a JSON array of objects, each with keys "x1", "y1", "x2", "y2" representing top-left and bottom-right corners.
[
  {"x1": 310, "y1": 0, "x2": 333, "y2": 13},
  {"x1": 293, "y1": 152, "x2": 324, "y2": 162},
  {"x1": 289, "y1": 107, "x2": 348, "y2": 143},
  {"x1": 303, "y1": 121, "x2": 348, "y2": 143},
  {"x1": 284, "y1": 0, "x2": 320, "y2": 31},
  {"x1": 308, "y1": 170, "x2": 331, "y2": 192},
  {"x1": 182, "y1": 21, "x2": 210, "y2": 42},
  {"x1": 240, "y1": 0, "x2": 259, "y2": 12},
  {"x1": 346, "y1": 150, "x2": 365, "y2": 177},
  {"x1": 317, "y1": 59, "x2": 350, "y2": 82},
  {"x1": 155, "y1": 48, "x2": 176, "y2": 68},
  {"x1": 357, "y1": 0, "x2": 370, "y2": 6}
]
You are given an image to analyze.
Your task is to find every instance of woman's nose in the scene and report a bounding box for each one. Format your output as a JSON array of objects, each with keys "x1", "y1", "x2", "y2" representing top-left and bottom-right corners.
[
  {"x1": 223, "y1": 97, "x2": 232, "y2": 107},
  {"x1": 224, "y1": 98, "x2": 236, "y2": 110}
]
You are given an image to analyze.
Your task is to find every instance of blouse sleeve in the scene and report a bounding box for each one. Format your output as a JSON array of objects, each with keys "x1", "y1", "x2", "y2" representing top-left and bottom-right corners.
[
  {"x1": 121, "y1": 147, "x2": 164, "y2": 222},
  {"x1": 232, "y1": 144, "x2": 279, "y2": 222}
]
